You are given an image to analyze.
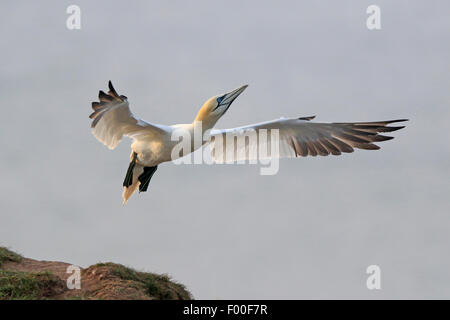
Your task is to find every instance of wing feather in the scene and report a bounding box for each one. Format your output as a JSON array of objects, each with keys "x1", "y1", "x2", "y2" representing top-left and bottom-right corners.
[
  {"x1": 209, "y1": 117, "x2": 407, "y2": 163},
  {"x1": 89, "y1": 81, "x2": 167, "y2": 149}
]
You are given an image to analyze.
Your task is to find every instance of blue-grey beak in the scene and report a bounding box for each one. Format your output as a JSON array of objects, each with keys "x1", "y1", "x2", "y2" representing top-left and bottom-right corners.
[
  {"x1": 220, "y1": 84, "x2": 248, "y2": 106},
  {"x1": 214, "y1": 85, "x2": 248, "y2": 111}
]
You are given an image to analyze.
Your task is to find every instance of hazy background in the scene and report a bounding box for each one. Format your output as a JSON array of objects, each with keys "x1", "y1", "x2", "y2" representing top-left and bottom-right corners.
[{"x1": 1, "y1": 1, "x2": 449, "y2": 299}]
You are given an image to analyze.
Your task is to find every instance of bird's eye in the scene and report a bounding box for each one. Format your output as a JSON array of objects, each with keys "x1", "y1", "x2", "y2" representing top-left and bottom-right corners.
[{"x1": 216, "y1": 95, "x2": 225, "y2": 105}]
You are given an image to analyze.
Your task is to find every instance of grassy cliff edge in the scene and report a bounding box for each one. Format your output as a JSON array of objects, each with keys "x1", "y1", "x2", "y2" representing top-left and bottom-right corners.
[{"x1": 0, "y1": 247, "x2": 192, "y2": 300}]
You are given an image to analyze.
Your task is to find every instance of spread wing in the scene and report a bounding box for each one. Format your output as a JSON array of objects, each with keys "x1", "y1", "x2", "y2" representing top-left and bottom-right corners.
[
  {"x1": 209, "y1": 116, "x2": 407, "y2": 163},
  {"x1": 89, "y1": 81, "x2": 167, "y2": 149}
]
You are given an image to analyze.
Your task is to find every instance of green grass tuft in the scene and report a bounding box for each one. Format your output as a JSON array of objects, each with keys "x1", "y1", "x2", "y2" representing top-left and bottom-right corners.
[
  {"x1": 0, "y1": 247, "x2": 23, "y2": 267},
  {"x1": 95, "y1": 262, "x2": 191, "y2": 299},
  {"x1": 0, "y1": 270, "x2": 63, "y2": 300}
]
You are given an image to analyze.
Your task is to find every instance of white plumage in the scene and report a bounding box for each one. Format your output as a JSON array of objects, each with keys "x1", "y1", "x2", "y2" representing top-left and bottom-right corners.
[{"x1": 89, "y1": 81, "x2": 407, "y2": 204}]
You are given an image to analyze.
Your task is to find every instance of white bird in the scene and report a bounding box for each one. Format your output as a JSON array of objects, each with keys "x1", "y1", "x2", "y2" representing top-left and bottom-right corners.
[{"x1": 89, "y1": 81, "x2": 407, "y2": 204}]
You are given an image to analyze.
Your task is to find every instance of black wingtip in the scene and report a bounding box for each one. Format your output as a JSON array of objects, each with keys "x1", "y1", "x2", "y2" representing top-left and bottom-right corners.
[
  {"x1": 392, "y1": 126, "x2": 406, "y2": 131},
  {"x1": 391, "y1": 119, "x2": 409, "y2": 123},
  {"x1": 298, "y1": 115, "x2": 316, "y2": 121}
]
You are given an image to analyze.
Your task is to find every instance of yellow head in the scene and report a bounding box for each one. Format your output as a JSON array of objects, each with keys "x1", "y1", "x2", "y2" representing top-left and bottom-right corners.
[{"x1": 194, "y1": 85, "x2": 248, "y2": 127}]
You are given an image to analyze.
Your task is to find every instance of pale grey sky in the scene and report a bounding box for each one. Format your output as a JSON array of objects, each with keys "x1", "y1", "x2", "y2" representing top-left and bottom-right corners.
[{"x1": 1, "y1": 1, "x2": 449, "y2": 299}]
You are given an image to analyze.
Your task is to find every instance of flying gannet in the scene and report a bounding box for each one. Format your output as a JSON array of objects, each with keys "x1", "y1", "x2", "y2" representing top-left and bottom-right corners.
[{"x1": 89, "y1": 81, "x2": 407, "y2": 204}]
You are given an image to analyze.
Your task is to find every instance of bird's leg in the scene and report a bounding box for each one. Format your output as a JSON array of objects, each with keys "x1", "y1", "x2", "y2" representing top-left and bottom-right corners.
[{"x1": 123, "y1": 152, "x2": 138, "y2": 187}]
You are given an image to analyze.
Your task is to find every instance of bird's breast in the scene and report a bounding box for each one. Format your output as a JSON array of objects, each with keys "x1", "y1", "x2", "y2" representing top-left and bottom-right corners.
[{"x1": 131, "y1": 139, "x2": 169, "y2": 166}]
